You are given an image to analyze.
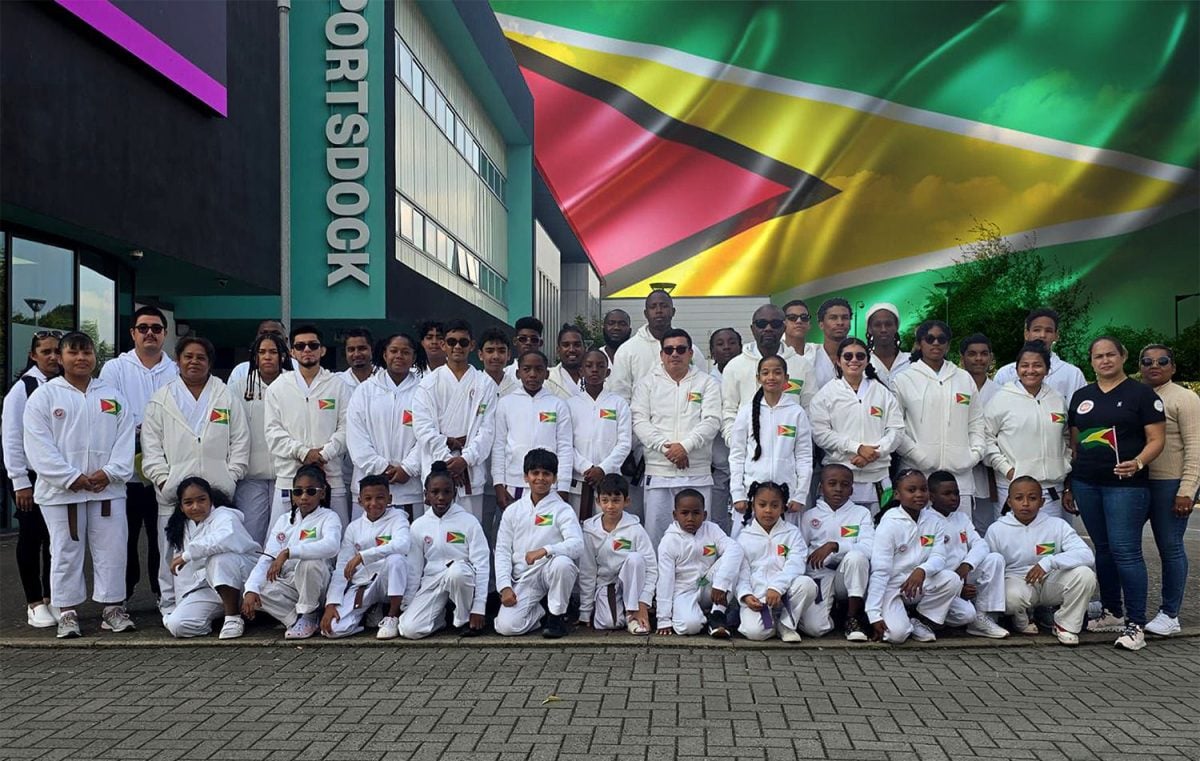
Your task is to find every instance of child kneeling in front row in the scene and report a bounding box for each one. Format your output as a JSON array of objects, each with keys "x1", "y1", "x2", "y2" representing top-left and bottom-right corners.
[
  {"x1": 320, "y1": 474, "x2": 411, "y2": 640},
  {"x1": 736, "y1": 481, "x2": 818, "y2": 642},
  {"x1": 397, "y1": 461, "x2": 490, "y2": 639},
  {"x1": 656, "y1": 489, "x2": 743, "y2": 638},
  {"x1": 494, "y1": 448, "x2": 583, "y2": 638},
  {"x1": 578, "y1": 473, "x2": 656, "y2": 634}
]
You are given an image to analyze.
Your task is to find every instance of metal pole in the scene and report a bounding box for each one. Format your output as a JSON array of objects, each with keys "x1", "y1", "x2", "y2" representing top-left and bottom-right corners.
[{"x1": 279, "y1": 0, "x2": 292, "y2": 329}]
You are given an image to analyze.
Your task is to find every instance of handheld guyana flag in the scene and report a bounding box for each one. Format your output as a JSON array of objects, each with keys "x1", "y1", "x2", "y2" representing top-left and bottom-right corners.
[
  {"x1": 687, "y1": 391, "x2": 703, "y2": 403},
  {"x1": 446, "y1": 531, "x2": 466, "y2": 544},
  {"x1": 299, "y1": 528, "x2": 318, "y2": 541},
  {"x1": 375, "y1": 534, "x2": 391, "y2": 546},
  {"x1": 919, "y1": 534, "x2": 936, "y2": 547},
  {"x1": 777, "y1": 424, "x2": 797, "y2": 438},
  {"x1": 612, "y1": 537, "x2": 632, "y2": 551},
  {"x1": 402, "y1": 409, "x2": 413, "y2": 426},
  {"x1": 209, "y1": 408, "x2": 230, "y2": 424},
  {"x1": 701, "y1": 544, "x2": 718, "y2": 557},
  {"x1": 1079, "y1": 427, "x2": 1118, "y2": 454},
  {"x1": 1036, "y1": 542, "x2": 1056, "y2": 556},
  {"x1": 539, "y1": 411, "x2": 558, "y2": 423},
  {"x1": 100, "y1": 399, "x2": 121, "y2": 415},
  {"x1": 534, "y1": 513, "x2": 554, "y2": 527},
  {"x1": 600, "y1": 408, "x2": 618, "y2": 420},
  {"x1": 785, "y1": 378, "x2": 804, "y2": 395},
  {"x1": 954, "y1": 393, "x2": 972, "y2": 406},
  {"x1": 869, "y1": 406, "x2": 883, "y2": 418},
  {"x1": 318, "y1": 399, "x2": 336, "y2": 411},
  {"x1": 840, "y1": 525, "x2": 859, "y2": 538},
  {"x1": 1050, "y1": 412, "x2": 1066, "y2": 424},
  {"x1": 776, "y1": 544, "x2": 790, "y2": 557}
]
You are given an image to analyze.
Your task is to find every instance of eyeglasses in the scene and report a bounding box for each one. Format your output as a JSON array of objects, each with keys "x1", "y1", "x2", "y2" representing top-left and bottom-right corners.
[
  {"x1": 293, "y1": 341, "x2": 321, "y2": 351},
  {"x1": 1141, "y1": 356, "x2": 1172, "y2": 367},
  {"x1": 661, "y1": 345, "x2": 690, "y2": 355},
  {"x1": 290, "y1": 487, "x2": 323, "y2": 497},
  {"x1": 444, "y1": 337, "x2": 471, "y2": 348},
  {"x1": 921, "y1": 334, "x2": 948, "y2": 345},
  {"x1": 133, "y1": 324, "x2": 165, "y2": 335},
  {"x1": 753, "y1": 319, "x2": 785, "y2": 330},
  {"x1": 841, "y1": 351, "x2": 868, "y2": 362},
  {"x1": 784, "y1": 313, "x2": 811, "y2": 323}
]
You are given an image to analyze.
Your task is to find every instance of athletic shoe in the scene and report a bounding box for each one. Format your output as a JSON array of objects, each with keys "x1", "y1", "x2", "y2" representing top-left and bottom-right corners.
[
  {"x1": 1011, "y1": 609, "x2": 1039, "y2": 635},
  {"x1": 1087, "y1": 608, "x2": 1126, "y2": 633},
  {"x1": 376, "y1": 616, "x2": 400, "y2": 640},
  {"x1": 966, "y1": 613, "x2": 1009, "y2": 639},
  {"x1": 218, "y1": 617, "x2": 245, "y2": 640},
  {"x1": 844, "y1": 618, "x2": 869, "y2": 642},
  {"x1": 56, "y1": 611, "x2": 81, "y2": 639},
  {"x1": 542, "y1": 613, "x2": 568, "y2": 639},
  {"x1": 1145, "y1": 611, "x2": 1181, "y2": 637},
  {"x1": 100, "y1": 606, "x2": 136, "y2": 632},
  {"x1": 706, "y1": 610, "x2": 730, "y2": 639},
  {"x1": 909, "y1": 618, "x2": 937, "y2": 642},
  {"x1": 1114, "y1": 622, "x2": 1146, "y2": 651},
  {"x1": 364, "y1": 604, "x2": 384, "y2": 629},
  {"x1": 779, "y1": 626, "x2": 802, "y2": 643},
  {"x1": 284, "y1": 614, "x2": 318, "y2": 640},
  {"x1": 1053, "y1": 624, "x2": 1079, "y2": 646},
  {"x1": 28, "y1": 604, "x2": 56, "y2": 628}
]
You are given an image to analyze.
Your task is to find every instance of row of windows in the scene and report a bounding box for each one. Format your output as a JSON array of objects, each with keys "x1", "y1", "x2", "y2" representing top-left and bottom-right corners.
[
  {"x1": 395, "y1": 34, "x2": 507, "y2": 204},
  {"x1": 396, "y1": 194, "x2": 506, "y2": 305}
]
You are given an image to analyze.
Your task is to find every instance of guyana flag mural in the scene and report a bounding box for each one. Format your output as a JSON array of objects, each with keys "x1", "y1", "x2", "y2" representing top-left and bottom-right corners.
[{"x1": 494, "y1": 1, "x2": 1199, "y2": 312}]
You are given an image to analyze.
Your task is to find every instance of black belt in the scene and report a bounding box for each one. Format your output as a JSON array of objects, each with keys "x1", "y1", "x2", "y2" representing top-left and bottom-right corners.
[{"x1": 1048, "y1": 487, "x2": 1060, "y2": 502}]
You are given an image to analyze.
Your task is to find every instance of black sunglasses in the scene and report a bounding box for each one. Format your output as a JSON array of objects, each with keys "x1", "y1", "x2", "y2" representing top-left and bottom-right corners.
[
  {"x1": 753, "y1": 319, "x2": 785, "y2": 330},
  {"x1": 921, "y1": 334, "x2": 948, "y2": 345},
  {"x1": 444, "y1": 337, "x2": 471, "y2": 348},
  {"x1": 293, "y1": 341, "x2": 321, "y2": 351},
  {"x1": 1140, "y1": 356, "x2": 1171, "y2": 367},
  {"x1": 133, "y1": 324, "x2": 165, "y2": 334},
  {"x1": 290, "y1": 487, "x2": 323, "y2": 497},
  {"x1": 784, "y1": 313, "x2": 811, "y2": 323},
  {"x1": 661, "y1": 345, "x2": 690, "y2": 355},
  {"x1": 841, "y1": 351, "x2": 868, "y2": 362}
]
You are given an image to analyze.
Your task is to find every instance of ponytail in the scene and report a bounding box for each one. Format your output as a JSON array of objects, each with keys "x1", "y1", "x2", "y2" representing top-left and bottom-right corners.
[{"x1": 750, "y1": 385, "x2": 765, "y2": 462}]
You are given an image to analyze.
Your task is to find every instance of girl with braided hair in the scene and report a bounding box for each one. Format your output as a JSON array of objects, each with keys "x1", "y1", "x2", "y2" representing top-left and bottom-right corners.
[{"x1": 233, "y1": 332, "x2": 292, "y2": 545}]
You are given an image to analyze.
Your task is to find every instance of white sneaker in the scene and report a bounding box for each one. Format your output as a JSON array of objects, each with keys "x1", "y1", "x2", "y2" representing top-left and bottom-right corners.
[
  {"x1": 27, "y1": 604, "x2": 57, "y2": 628},
  {"x1": 57, "y1": 611, "x2": 81, "y2": 639},
  {"x1": 1087, "y1": 608, "x2": 1125, "y2": 633},
  {"x1": 100, "y1": 606, "x2": 136, "y2": 632},
  {"x1": 376, "y1": 616, "x2": 400, "y2": 640},
  {"x1": 778, "y1": 626, "x2": 802, "y2": 643},
  {"x1": 1114, "y1": 622, "x2": 1146, "y2": 651},
  {"x1": 218, "y1": 617, "x2": 245, "y2": 640},
  {"x1": 966, "y1": 613, "x2": 1009, "y2": 639},
  {"x1": 284, "y1": 614, "x2": 318, "y2": 640},
  {"x1": 1011, "y1": 609, "x2": 1039, "y2": 635},
  {"x1": 909, "y1": 618, "x2": 937, "y2": 642},
  {"x1": 1054, "y1": 624, "x2": 1079, "y2": 646},
  {"x1": 1145, "y1": 611, "x2": 1181, "y2": 637}
]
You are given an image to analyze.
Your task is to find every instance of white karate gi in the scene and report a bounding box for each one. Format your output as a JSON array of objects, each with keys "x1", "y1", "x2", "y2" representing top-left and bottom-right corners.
[
  {"x1": 798, "y1": 500, "x2": 875, "y2": 637},
  {"x1": 655, "y1": 521, "x2": 743, "y2": 635},
  {"x1": 494, "y1": 493, "x2": 583, "y2": 635},
  {"x1": 398, "y1": 504, "x2": 491, "y2": 639},
  {"x1": 736, "y1": 518, "x2": 817, "y2": 640},
  {"x1": 162, "y1": 506, "x2": 260, "y2": 638},
  {"x1": 578, "y1": 513, "x2": 657, "y2": 629},
  {"x1": 245, "y1": 507, "x2": 341, "y2": 626},
  {"x1": 323, "y1": 508, "x2": 411, "y2": 638}
]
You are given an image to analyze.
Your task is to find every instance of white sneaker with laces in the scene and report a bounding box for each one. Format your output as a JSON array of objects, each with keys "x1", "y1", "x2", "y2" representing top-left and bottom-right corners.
[
  {"x1": 219, "y1": 617, "x2": 245, "y2": 640},
  {"x1": 1087, "y1": 608, "x2": 1125, "y2": 633},
  {"x1": 966, "y1": 613, "x2": 1009, "y2": 639},
  {"x1": 778, "y1": 626, "x2": 802, "y2": 643},
  {"x1": 376, "y1": 616, "x2": 400, "y2": 640},
  {"x1": 909, "y1": 618, "x2": 936, "y2": 642},
  {"x1": 1145, "y1": 611, "x2": 1181, "y2": 637},
  {"x1": 285, "y1": 614, "x2": 319, "y2": 640},
  {"x1": 100, "y1": 606, "x2": 136, "y2": 632},
  {"x1": 1114, "y1": 622, "x2": 1146, "y2": 651},
  {"x1": 57, "y1": 612, "x2": 81, "y2": 639},
  {"x1": 28, "y1": 604, "x2": 57, "y2": 628},
  {"x1": 1054, "y1": 624, "x2": 1079, "y2": 646}
]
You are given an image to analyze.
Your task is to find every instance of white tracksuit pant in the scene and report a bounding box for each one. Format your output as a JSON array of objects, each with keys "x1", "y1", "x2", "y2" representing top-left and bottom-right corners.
[
  {"x1": 589, "y1": 551, "x2": 647, "y2": 630},
  {"x1": 44, "y1": 500, "x2": 128, "y2": 608},
  {"x1": 668, "y1": 586, "x2": 727, "y2": 635},
  {"x1": 877, "y1": 569, "x2": 964, "y2": 644},
  {"x1": 799, "y1": 550, "x2": 870, "y2": 637},
  {"x1": 397, "y1": 560, "x2": 478, "y2": 639},
  {"x1": 324, "y1": 554, "x2": 407, "y2": 638},
  {"x1": 739, "y1": 575, "x2": 818, "y2": 641},
  {"x1": 947, "y1": 552, "x2": 1007, "y2": 622},
  {"x1": 972, "y1": 498, "x2": 1000, "y2": 537},
  {"x1": 1004, "y1": 566, "x2": 1097, "y2": 633},
  {"x1": 254, "y1": 558, "x2": 332, "y2": 627},
  {"x1": 162, "y1": 552, "x2": 256, "y2": 638},
  {"x1": 157, "y1": 514, "x2": 175, "y2": 610},
  {"x1": 644, "y1": 485, "x2": 712, "y2": 548},
  {"x1": 234, "y1": 478, "x2": 274, "y2": 546},
  {"x1": 270, "y1": 488, "x2": 350, "y2": 530},
  {"x1": 495, "y1": 555, "x2": 578, "y2": 636}
]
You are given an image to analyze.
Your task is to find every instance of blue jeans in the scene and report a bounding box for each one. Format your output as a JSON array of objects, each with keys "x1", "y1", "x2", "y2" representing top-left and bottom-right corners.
[
  {"x1": 1073, "y1": 480, "x2": 1150, "y2": 626},
  {"x1": 1147, "y1": 479, "x2": 1191, "y2": 618}
]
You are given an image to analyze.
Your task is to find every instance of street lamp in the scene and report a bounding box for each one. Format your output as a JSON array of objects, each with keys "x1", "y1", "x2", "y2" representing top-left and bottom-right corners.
[
  {"x1": 649, "y1": 282, "x2": 676, "y2": 294},
  {"x1": 24, "y1": 298, "x2": 46, "y2": 327}
]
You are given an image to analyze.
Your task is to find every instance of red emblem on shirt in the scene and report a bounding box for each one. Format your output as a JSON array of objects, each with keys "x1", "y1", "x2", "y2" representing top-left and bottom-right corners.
[
  {"x1": 809, "y1": 518, "x2": 821, "y2": 528},
  {"x1": 53, "y1": 408, "x2": 65, "y2": 418}
]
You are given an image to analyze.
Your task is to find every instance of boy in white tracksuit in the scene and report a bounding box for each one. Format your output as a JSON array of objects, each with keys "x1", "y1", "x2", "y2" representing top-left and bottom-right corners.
[
  {"x1": 321, "y1": 477, "x2": 411, "y2": 639},
  {"x1": 736, "y1": 481, "x2": 818, "y2": 641},
  {"x1": 655, "y1": 491, "x2": 743, "y2": 637},
  {"x1": 398, "y1": 464, "x2": 490, "y2": 639},
  {"x1": 263, "y1": 367, "x2": 350, "y2": 527},
  {"x1": 565, "y1": 354, "x2": 632, "y2": 516},
  {"x1": 728, "y1": 387, "x2": 813, "y2": 533},
  {"x1": 578, "y1": 475, "x2": 657, "y2": 633},
  {"x1": 346, "y1": 369, "x2": 424, "y2": 518},
  {"x1": 491, "y1": 352, "x2": 574, "y2": 504},
  {"x1": 867, "y1": 471, "x2": 966, "y2": 644},
  {"x1": 798, "y1": 464, "x2": 875, "y2": 640},
  {"x1": 983, "y1": 381, "x2": 1071, "y2": 520},
  {"x1": 985, "y1": 477, "x2": 1097, "y2": 644},
  {"x1": 494, "y1": 449, "x2": 583, "y2": 638}
]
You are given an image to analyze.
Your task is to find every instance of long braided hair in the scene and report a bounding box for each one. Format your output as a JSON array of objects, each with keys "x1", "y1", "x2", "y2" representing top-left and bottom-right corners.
[
  {"x1": 749, "y1": 354, "x2": 788, "y2": 462},
  {"x1": 244, "y1": 333, "x2": 293, "y2": 402}
]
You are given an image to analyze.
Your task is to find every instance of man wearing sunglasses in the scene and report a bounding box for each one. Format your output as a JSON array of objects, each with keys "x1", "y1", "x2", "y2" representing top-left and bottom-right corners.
[
  {"x1": 100, "y1": 305, "x2": 178, "y2": 607},
  {"x1": 264, "y1": 325, "x2": 351, "y2": 528},
  {"x1": 782, "y1": 299, "x2": 819, "y2": 362}
]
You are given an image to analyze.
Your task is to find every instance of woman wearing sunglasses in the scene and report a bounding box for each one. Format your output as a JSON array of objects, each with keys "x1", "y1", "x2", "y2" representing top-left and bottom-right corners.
[
  {"x1": 1137, "y1": 344, "x2": 1198, "y2": 637},
  {"x1": 809, "y1": 337, "x2": 905, "y2": 515},
  {"x1": 893, "y1": 321, "x2": 986, "y2": 517}
]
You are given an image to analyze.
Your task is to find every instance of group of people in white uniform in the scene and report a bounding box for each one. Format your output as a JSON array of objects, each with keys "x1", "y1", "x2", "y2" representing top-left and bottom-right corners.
[{"x1": 4, "y1": 294, "x2": 1195, "y2": 652}]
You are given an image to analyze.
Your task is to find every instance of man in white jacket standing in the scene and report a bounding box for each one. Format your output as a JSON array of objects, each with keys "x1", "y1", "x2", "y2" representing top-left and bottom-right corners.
[
  {"x1": 992, "y1": 309, "x2": 1086, "y2": 403},
  {"x1": 608, "y1": 290, "x2": 708, "y2": 400},
  {"x1": 99, "y1": 305, "x2": 177, "y2": 604},
  {"x1": 264, "y1": 325, "x2": 350, "y2": 526},
  {"x1": 631, "y1": 329, "x2": 722, "y2": 547},
  {"x1": 721, "y1": 303, "x2": 817, "y2": 440}
]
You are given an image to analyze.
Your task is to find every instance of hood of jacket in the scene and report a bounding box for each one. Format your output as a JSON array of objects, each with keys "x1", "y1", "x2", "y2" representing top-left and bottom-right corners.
[
  {"x1": 584, "y1": 510, "x2": 641, "y2": 539},
  {"x1": 117, "y1": 348, "x2": 175, "y2": 378}
]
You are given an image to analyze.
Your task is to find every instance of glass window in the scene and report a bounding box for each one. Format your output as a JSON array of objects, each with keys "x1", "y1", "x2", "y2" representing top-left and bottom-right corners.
[
  {"x1": 469, "y1": 139, "x2": 479, "y2": 171},
  {"x1": 424, "y1": 218, "x2": 436, "y2": 255},
  {"x1": 423, "y1": 75, "x2": 436, "y2": 115},
  {"x1": 411, "y1": 209, "x2": 424, "y2": 251},
  {"x1": 399, "y1": 197, "x2": 413, "y2": 241},
  {"x1": 445, "y1": 109, "x2": 455, "y2": 142},
  {"x1": 9, "y1": 236, "x2": 75, "y2": 376},
  {"x1": 78, "y1": 260, "x2": 116, "y2": 369},
  {"x1": 436, "y1": 229, "x2": 448, "y2": 267},
  {"x1": 410, "y1": 63, "x2": 423, "y2": 105},
  {"x1": 398, "y1": 38, "x2": 413, "y2": 90},
  {"x1": 435, "y1": 91, "x2": 445, "y2": 133}
]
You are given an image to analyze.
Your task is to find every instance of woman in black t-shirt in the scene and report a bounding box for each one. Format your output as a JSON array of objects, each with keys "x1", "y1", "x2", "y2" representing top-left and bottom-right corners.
[{"x1": 1065, "y1": 337, "x2": 1165, "y2": 652}]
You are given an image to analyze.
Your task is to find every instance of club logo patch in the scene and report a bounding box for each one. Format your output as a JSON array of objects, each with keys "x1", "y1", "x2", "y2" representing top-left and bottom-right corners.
[
  {"x1": 53, "y1": 407, "x2": 65, "y2": 418},
  {"x1": 534, "y1": 513, "x2": 554, "y2": 527},
  {"x1": 810, "y1": 518, "x2": 822, "y2": 528},
  {"x1": 687, "y1": 391, "x2": 703, "y2": 403},
  {"x1": 402, "y1": 410, "x2": 413, "y2": 426},
  {"x1": 100, "y1": 399, "x2": 121, "y2": 415},
  {"x1": 1077, "y1": 400, "x2": 1094, "y2": 414},
  {"x1": 612, "y1": 538, "x2": 632, "y2": 551},
  {"x1": 210, "y1": 408, "x2": 230, "y2": 424},
  {"x1": 599, "y1": 408, "x2": 618, "y2": 421},
  {"x1": 1050, "y1": 412, "x2": 1066, "y2": 424},
  {"x1": 919, "y1": 534, "x2": 936, "y2": 547},
  {"x1": 954, "y1": 393, "x2": 971, "y2": 405},
  {"x1": 539, "y1": 411, "x2": 558, "y2": 423},
  {"x1": 841, "y1": 525, "x2": 859, "y2": 537},
  {"x1": 869, "y1": 406, "x2": 883, "y2": 418},
  {"x1": 318, "y1": 398, "x2": 336, "y2": 410}
]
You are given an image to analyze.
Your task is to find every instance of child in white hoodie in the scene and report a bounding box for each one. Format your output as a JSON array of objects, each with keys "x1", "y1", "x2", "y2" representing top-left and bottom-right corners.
[
  {"x1": 578, "y1": 474, "x2": 657, "y2": 634},
  {"x1": 736, "y1": 481, "x2": 818, "y2": 641},
  {"x1": 162, "y1": 477, "x2": 261, "y2": 639},
  {"x1": 655, "y1": 490, "x2": 743, "y2": 638},
  {"x1": 985, "y1": 476, "x2": 1097, "y2": 645},
  {"x1": 728, "y1": 355, "x2": 812, "y2": 535},
  {"x1": 320, "y1": 475, "x2": 411, "y2": 640},
  {"x1": 491, "y1": 351, "x2": 574, "y2": 509}
]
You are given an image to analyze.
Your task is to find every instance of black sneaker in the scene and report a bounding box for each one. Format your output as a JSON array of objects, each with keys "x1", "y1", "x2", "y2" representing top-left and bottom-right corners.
[
  {"x1": 542, "y1": 613, "x2": 568, "y2": 639},
  {"x1": 706, "y1": 610, "x2": 730, "y2": 639},
  {"x1": 844, "y1": 617, "x2": 869, "y2": 642}
]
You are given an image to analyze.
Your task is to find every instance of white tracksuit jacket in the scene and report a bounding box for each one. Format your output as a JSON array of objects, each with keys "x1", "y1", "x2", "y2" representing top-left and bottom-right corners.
[
  {"x1": 99, "y1": 349, "x2": 177, "y2": 483},
  {"x1": 345, "y1": 372, "x2": 424, "y2": 503},
  {"x1": 938, "y1": 510, "x2": 991, "y2": 571},
  {"x1": 491, "y1": 387, "x2": 573, "y2": 493},
  {"x1": 412, "y1": 364, "x2": 497, "y2": 492},
  {"x1": 245, "y1": 506, "x2": 342, "y2": 595},
  {"x1": 494, "y1": 493, "x2": 583, "y2": 591},
  {"x1": 799, "y1": 499, "x2": 876, "y2": 574},
  {"x1": 607, "y1": 324, "x2": 709, "y2": 401},
  {"x1": 263, "y1": 369, "x2": 349, "y2": 489},
  {"x1": 868, "y1": 351, "x2": 911, "y2": 392},
  {"x1": 545, "y1": 364, "x2": 585, "y2": 401},
  {"x1": 578, "y1": 512, "x2": 658, "y2": 618},
  {"x1": 2, "y1": 366, "x2": 50, "y2": 490},
  {"x1": 727, "y1": 394, "x2": 813, "y2": 504},
  {"x1": 735, "y1": 519, "x2": 809, "y2": 600},
  {"x1": 23, "y1": 377, "x2": 135, "y2": 505},
  {"x1": 720, "y1": 343, "x2": 817, "y2": 439},
  {"x1": 631, "y1": 364, "x2": 722, "y2": 479},
  {"x1": 566, "y1": 391, "x2": 633, "y2": 491},
  {"x1": 893, "y1": 360, "x2": 985, "y2": 496},
  {"x1": 327, "y1": 507, "x2": 412, "y2": 601},
  {"x1": 141, "y1": 376, "x2": 250, "y2": 514},
  {"x1": 984, "y1": 512, "x2": 1095, "y2": 579},
  {"x1": 866, "y1": 506, "x2": 950, "y2": 622},
  {"x1": 809, "y1": 377, "x2": 904, "y2": 485},
  {"x1": 175, "y1": 506, "x2": 262, "y2": 594},
  {"x1": 983, "y1": 382, "x2": 1071, "y2": 490},
  {"x1": 240, "y1": 377, "x2": 278, "y2": 481},
  {"x1": 655, "y1": 521, "x2": 743, "y2": 626},
  {"x1": 993, "y1": 353, "x2": 1086, "y2": 408},
  {"x1": 405, "y1": 504, "x2": 491, "y2": 614}
]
